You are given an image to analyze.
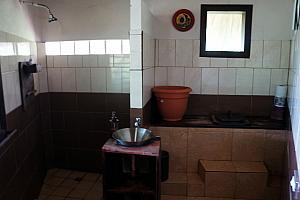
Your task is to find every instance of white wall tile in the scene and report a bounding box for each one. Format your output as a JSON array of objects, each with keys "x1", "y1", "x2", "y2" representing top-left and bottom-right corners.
[
  {"x1": 253, "y1": 69, "x2": 271, "y2": 95},
  {"x1": 184, "y1": 68, "x2": 201, "y2": 94},
  {"x1": 2, "y1": 74, "x2": 9, "y2": 113},
  {"x1": 14, "y1": 73, "x2": 21, "y2": 108},
  {"x1": 53, "y1": 56, "x2": 67, "y2": 67},
  {"x1": 46, "y1": 56, "x2": 54, "y2": 68},
  {"x1": 202, "y1": 68, "x2": 218, "y2": 94},
  {"x1": 107, "y1": 68, "x2": 122, "y2": 93},
  {"x1": 281, "y1": 40, "x2": 291, "y2": 68},
  {"x1": 236, "y1": 68, "x2": 253, "y2": 95},
  {"x1": 1, "y1": 57, "x2": 10, "y2": 73},
  {"x1": 219, "y1": 68, "x2": 236, "y2": 95},
  {"x1": 193, "y1": 40, "x2": 210, "y2": 67},
  {"x1": 76, "y1": 68, "x2": 91, "y2": 92},
  {"x1": 167, "y1": 67, "x2": 184, "y2": 86},
  {"x1": 158, "y1": 40, "x2": 175, "y2": 66},
  {"x1": 130, "y1": 34, "x2": 142, "y2": 70},
  {"x1": 33, "y1": 73, "x2": 39, "y2": 94},
  {"x1": 98, "y1": 55, "x2": 113, "y2": 67},
  {"x1": 270, "y1": 69, "x2": 288, "y2": 95},
  {"x1": 155, "y1": 67, "x2": 167, "y2": 86},
  {"x1": 83, "y1": 55, "x2": 98, "y2": 67},
  {"x1": 3, "y1": 72, "x2": 21, "y2": 113},
  {"x1": 210, "y1": 58, "x2": 227, "y2": 68},
  {"x1": 263, "y1": 40, "x2": 281, "y2": 68},
  {"x1": 143, "y1": 67, "x2": 154, "y2": 105},
  {"x1": 91, "y1": 68, "x2": 106, "y2": 92},
  {"x1": 143, "y1": 35, "x2": 155, "y2": 68},
  {"x1": 245, "y1": 40, "x2": 263, "y2": 68},
  {"x1": 68, "y1": 55, "x2": 83, "y2": 67},
  {"x1": 38, "y1": 67, "x2": 48, "y2": 93},
  {"x1": 228, "y1": 58, "x2": 245, "y2": 68},
  {"x1": 47, "y1": 68, "x2": 62, "y2": 92},
  {"x1": 3, "y1": 73, "x2": 16, "y2": 113},
  {"x1": 114, "y1": 54, "x2": 130, "y2": 68},
  {"x1": 176, "y1": 40, "x2": 193, "y2": 67},
  {"x1": 8, "y1": 56, "x2": 18, "y2": 71},
  {"x1": 122, "y1": 68, "x2": 130, "y2": 93},
  {"x1": 61, "y1": 68, "x2": 76, "y2": 92},
  {"x1": 130, "y1": 70, "x2": 143, "y2": 108}
]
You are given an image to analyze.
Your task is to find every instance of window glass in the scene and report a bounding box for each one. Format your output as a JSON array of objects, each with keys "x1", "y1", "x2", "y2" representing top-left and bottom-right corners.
[
  {"x1": 206, "y1": 11, "x2": 245, "y2": 52},
  {"x1": 45, "y1": 42, "x2": 60, "y2": 55},
  {"x1": 0, "y1": 42, "x2": 15, "y2": 56},
  {"x1": 90, "y1": 40, "x2": 105, "y2": 54},
  {"x1": 61, "y1": 41, "x2": 74, "y2": 55},
  {"x1": 122, "y1": 40, "x2": 130, "y2": 54},
  {"x1": 17, "y1": 42, "x2": 31, "y2": 56},
  {"x1": 106, "y1": 40, "x2": 122, "y2": 54},
  {"x1": 75, "y1": 40, "x2": 89, "y2": 55}
]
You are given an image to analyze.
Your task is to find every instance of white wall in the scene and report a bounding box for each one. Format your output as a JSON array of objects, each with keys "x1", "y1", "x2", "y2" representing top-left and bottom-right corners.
[
  {"x1": 40, "y1": 0, "x2": 130, "y2": 41},
  {"x1": 129, "y1": 0, "x2": 156, "y2": 108},
  {"x1": 144, "y1": 0, "x2": 293, "y2": 40},
  {"x1": 155, "y1": 39, "x2": 290, "y2": 96},
  {"x1": 0, "y1": 0, "x2": 40, "y2": 114},
  {"x1": 0, "y1": 0, "x2": 40, "y2": 41},
  {"x1": 288, "y1": 30, "x2": 300, "y2": 166},
  {"x1": 140, "y1": 0, "x2": 293, "y2": 98}
]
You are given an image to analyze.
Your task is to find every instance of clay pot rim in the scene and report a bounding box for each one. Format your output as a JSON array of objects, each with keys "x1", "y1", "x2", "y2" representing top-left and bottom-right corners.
[{"x1": 152, "y1": 86, "x2": 192, "y2": 94}]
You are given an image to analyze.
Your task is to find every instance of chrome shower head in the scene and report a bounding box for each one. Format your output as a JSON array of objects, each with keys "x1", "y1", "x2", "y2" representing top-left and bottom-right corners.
[
  {"x1": 21, "y1": 1, "x2": 58, "y2": 23},
  {"x1": 48, "y1": 13, "x2": 58, "y2": 23}
]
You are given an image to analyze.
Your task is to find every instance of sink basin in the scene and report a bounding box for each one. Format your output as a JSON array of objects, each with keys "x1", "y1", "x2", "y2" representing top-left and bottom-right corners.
[{"x1": 112, "y1": 128, "x2": 159, "y2": 147}]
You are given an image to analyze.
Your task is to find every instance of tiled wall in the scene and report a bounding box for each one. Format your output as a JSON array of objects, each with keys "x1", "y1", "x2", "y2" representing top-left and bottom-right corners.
[
  {"x1": 151, "y1": 126, "x2": 287, "y2": 175},
  {"x1": 288, "y1": 30, "x2": 300, "y2": 166},
  {"x1": 45, "y1": 54, "x2": 130, "y2": 93},
  {"x1": 0, "y1": 31, "x2": 39, "y2": 114},
  {"x1": 49, "y1": 92, "x2": 130, "y2": 172},
  {"x1": 0, "y1": 95, "x2": 47, "y2": 200},
  {"x1": 0, "y1": 31, "x2": 46, "y2": 200},
  {"x1": 143, "y1": 33, "x2": 155, "y2": 106},
  {"x1": 34, "y1": 41, "x2": 132, "y2": 172},
  {"x1": 155, "y1": 39, "x2": 290, "y2": 96}
]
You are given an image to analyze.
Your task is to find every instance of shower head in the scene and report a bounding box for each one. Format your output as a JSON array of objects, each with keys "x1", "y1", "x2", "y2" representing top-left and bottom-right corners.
[
  {"x1": 48, "y1": 13, "x2": 58, "y2": 23},
  {"x1": 21, "y1": 1, "x2": 58, "y2": 23}
]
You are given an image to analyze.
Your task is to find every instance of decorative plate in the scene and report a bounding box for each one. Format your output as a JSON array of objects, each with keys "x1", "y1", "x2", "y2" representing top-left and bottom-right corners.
[{"x1": 172, "y1": 9, "x2": 195, "y2": 32}]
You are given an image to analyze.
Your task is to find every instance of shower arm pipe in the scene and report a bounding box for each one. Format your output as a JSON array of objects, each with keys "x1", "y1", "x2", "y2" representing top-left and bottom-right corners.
[{"x1": 21, "y1": 1, "x2": 54, "y2": 15}]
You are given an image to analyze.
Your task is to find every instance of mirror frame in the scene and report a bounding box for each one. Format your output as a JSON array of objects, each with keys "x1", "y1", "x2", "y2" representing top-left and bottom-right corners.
[{"x1": 200, "y1": 4, "x2": 253, "y2": 58}]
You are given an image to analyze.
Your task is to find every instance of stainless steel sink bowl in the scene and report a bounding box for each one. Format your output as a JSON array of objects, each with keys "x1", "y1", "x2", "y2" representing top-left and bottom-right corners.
[{"x1": 112, "y1": 128, "x2": 159, "y2": 147}]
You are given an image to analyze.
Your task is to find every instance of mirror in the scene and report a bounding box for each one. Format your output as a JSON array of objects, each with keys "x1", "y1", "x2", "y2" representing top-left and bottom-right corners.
[{"x1": 200, "y1": 5, "x2": 253, "y2": 58}]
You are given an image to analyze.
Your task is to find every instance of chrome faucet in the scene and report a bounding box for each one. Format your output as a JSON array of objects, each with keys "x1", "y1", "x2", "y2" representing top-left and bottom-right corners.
[
  {"x1": 134, "y1": 117, "x2": 142, "y2": 128},
  {"x1": 109, "y1": 111, "x2": 119, "y2": 132}
]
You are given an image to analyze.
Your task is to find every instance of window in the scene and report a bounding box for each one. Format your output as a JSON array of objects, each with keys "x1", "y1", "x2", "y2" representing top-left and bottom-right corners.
[
  {"x1": 45, "y1": 42, "x2": 60, "y2": 55},
  {"x1": 61, "y1": 41, "x2": 74, "y2": 55},
  {"x1": 90, "y1": 40, "x2": 105, "y2": 54},
  {"x1": 0, "y1": 42, "x2": 15, "y2": 56},
  {"x1": 45, "y1": 40, "x2": 129, "y2": 55},
  {"x1": 122, "y1": 40, "x2": 130, "y2": 54},
  {"x1": 106, "y1": 40, "x2": 122, "y2": 54},
  {"x1": 17, "y1": 42, "x2": 31, "y2": 56},
  {"x1": 200, "y1": 5, "x2": 253, "y2": 58},
  {"x1": 75, "y1": 40, "x2": 89, "y2": 55}
]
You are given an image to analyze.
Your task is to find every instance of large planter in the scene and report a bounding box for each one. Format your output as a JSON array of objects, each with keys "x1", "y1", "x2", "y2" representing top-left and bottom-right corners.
[{"x1": 152, "y1": 86, "x2": 192, "y2": 121}]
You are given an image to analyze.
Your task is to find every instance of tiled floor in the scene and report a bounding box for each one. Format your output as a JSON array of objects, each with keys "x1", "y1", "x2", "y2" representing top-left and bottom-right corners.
[{"x1": 38, "y1": 168, "x2": 102, "y2": 200}]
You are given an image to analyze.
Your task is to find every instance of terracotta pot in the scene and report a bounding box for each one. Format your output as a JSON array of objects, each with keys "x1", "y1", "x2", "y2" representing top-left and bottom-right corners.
[{"x1": 152, "y1": 86, "x2": 192, "y2": 121}]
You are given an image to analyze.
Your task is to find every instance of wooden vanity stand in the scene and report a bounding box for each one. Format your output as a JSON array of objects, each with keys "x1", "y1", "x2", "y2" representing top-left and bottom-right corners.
[{"x1": 102, "y1": 139, "x2": 161, "y2": 200}]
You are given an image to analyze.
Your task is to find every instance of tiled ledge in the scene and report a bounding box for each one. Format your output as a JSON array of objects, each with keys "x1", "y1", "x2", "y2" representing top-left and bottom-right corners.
[{"x1": 151, "y1": 115, "x2": 287, "y2": 130}]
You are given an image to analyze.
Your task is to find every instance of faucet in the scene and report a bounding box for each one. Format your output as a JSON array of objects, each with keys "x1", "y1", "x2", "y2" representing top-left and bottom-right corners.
[
  {"x1": 134, "y1": 117, "x2": 142, "y2": 128},
  {"x1": 109, "y1": 111, "x2": 119, "y2": 132}
]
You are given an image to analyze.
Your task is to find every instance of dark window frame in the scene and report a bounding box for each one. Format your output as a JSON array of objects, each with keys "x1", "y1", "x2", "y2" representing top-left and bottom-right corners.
[{"x1": 200, "y1": 4, "x2": 253, "y2": 58}]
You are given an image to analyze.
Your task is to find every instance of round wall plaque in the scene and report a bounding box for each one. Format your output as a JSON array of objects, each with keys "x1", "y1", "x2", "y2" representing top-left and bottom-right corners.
[{"x1": 172, "y1": 9, "x2": 195, "y2": 32}]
